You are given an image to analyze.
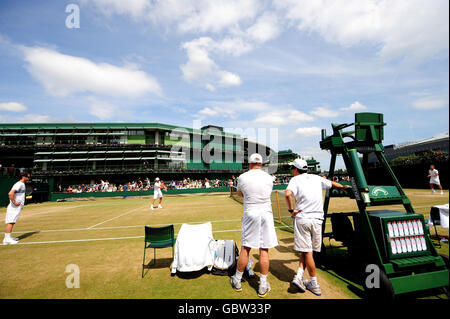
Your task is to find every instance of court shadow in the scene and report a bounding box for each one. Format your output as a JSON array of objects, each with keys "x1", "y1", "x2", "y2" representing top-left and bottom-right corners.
[
  {"x1": 174, "y1": 267, "x2": 210, "y2": 280},
  {"x1": 279, "y1": 237, "x2": 294, "y2": 244},
  {"x1": 17, "y1": 231, "x2": 40, "y2": 240},
  {"x1": 250, "y1": 253, "x2": 299, "y2": 293},
  {"x1": 142, "y1": 257, "x2": 173, "y2": 278}
]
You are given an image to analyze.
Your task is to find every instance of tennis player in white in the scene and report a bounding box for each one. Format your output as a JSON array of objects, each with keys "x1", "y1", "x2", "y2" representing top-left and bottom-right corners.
[
  {"x1": 4, "y1": 171, "x2": 31, "y2": 245},
  {"x1": 150, "y1": 177, "x2": 164, "y2": 210},
  {"x1": 428, "y1": 165, "x2": 443, "y2": 195},
  {"x1": 230, "y1": 153, "x2": 278, "y2": 298},
  {"x1": 285, "y1": 159, "x2": 347, "y2": 296}
]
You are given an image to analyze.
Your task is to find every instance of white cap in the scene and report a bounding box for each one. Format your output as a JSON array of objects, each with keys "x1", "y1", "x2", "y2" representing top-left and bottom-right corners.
[
  {"x1": 249, "y1": 153, "x2": 263, "y2": 164},
  {"x1": 155, "y1": 177, "x2": 160, "y2": 181},
  {"x1": 288, "y1": 158, "x2": 308, "y2": 171}
]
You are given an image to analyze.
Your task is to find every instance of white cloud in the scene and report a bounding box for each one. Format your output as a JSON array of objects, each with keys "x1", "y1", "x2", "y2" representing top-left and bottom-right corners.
[
  {"x1": 180, "y1": 37, "x2": 242, "y2": 90},
  {"x1": 0, "y1": 102, "x2": 27, "y2": 112},
  {"x1": 246, "y1": 13, "x2": 280, "y2": 43},
  {"x1": 176, "y1": 0, "x2": 260, "y2": 34},
  {"x1": 254, "y1": 109, "x2": 314, "y2": 125},
  {"x1": 340, "y1": 101, "x2": 368, "y2": 111},
  {"x1": 81, "y1": 0, "x2": 150, "y2": 19},
  {"x1": 0, "y1": 113, "x2": 75, "y2": 123},
  {"x1": 276, "y1": 0, "x2": 449, "y2": 62},
  {"x1": 218, "y1": 71, "x2": 242, "y2": 86},
  {"x1": 88, "y1": 99, "x2": 119, "y2": 120},
  {"x1": 21, "y1": 46, "x2": 162, "y2": 97},
  {"x1": 295, "y1": 126, "x2": 322, "y2": 137},
  {"x1": 310, "y1": 106, "x2": 339, "y2": 118},
  {"x1": 412, "y1": 96, "x2": 447, "y2": 110}
]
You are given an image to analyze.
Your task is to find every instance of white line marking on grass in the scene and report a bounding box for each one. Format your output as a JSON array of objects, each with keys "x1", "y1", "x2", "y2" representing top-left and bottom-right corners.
[
  {"x1": 4, "y1": 226, "x2": 287, "y2": 246},
  {"x1": 5, "y1": 218, "x2": 245, "y2": 235},
  {"x1": 87, "y1": 205, "x2": 147, "y2": 229}
]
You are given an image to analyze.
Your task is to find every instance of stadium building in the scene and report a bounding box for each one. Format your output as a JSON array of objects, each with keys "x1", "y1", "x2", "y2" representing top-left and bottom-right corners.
[
  {"x1": 367, "y1": 132, "x2": 449, "y2": 165},
  {"x1": 0, "y1": 122, "x2": 274, "y2": 204}
]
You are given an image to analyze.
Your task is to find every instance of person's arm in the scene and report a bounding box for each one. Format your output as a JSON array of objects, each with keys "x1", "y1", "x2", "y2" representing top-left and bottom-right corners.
[
  {"x1": 331, "y1": 181, "x2": 350, "y2": 188},
  {"x1": 285, "y1": 189, "x2": 300, "y2": 217},
  {"x1": 8, "y1": 189, "x2": 20, "y2": 206}
]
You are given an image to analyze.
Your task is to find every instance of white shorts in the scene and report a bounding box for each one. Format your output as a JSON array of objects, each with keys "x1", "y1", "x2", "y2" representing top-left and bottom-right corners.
[
  {"x1": 430, "y1": 178, "x2": 440, "y2": 185},
  {"x1": 153, "y1": 189, "x2": 163, "y2": 199},
  {"x1": 241, "y1": 210, "x2": 278, "y2": 249},
  {"x1": 5, "y1": 204, "x2": 23, "y2": 224},
  {"x1": 293, "y1": 218, "x2": 323, "y2": 252}
]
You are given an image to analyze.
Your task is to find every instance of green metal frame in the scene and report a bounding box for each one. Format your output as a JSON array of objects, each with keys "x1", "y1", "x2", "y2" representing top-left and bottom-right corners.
[{"x1": 320, "y1": 112, "x2": 449, "y2": 296}]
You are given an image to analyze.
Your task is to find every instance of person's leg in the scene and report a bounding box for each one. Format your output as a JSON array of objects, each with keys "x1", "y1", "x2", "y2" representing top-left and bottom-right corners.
[
  {"x1": 231, "y1": 246, "x2": 250, "y2": 291},
  {"x1": 304, "y1": 252, "x2": 316, "y2": 277},
  {"x1": 259, "y1": 248, "x2": 269, "y2": 275},
  {"x1": 430, "y1": 183, "x2": 435, "y2": 193},
  {"x1": 236, "y1": 246, "x2": 250, "y2": 273},
  {"x1": 5, "y1": 222, "x2": 14, "y2": 235}
]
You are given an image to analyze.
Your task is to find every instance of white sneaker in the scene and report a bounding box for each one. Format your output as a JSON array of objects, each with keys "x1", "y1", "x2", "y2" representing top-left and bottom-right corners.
[
  {"x1": 440, "y1": 191, "x2": 444, "y2": 195},
  {"x1": 304, "y1": 280, "x2": 322, "y2": 296},
  {"x1": 257, "y1": 282, "x2": 271, "y2": 298},
  {"x1": 230, "y1": 275, "x2": 242, "y2": 292},
  {"x1": 150, "y1": 205, "x2": 154, "y2": 210},
  {"x1": 12, "y1": 237, "x2": 19, "y2": 241},
  {"x1": 432, "y1": 189, "x2": 435, "y2": 194},
  {"x1": 291, "y1": 275, "x2": 306, "y2": 292},
  {"x1": 158, "y1": 204, "x2": 163, "y2": 209},
  {"x1": 3, "y1": 238, "x2": 18, "y2": 245}
]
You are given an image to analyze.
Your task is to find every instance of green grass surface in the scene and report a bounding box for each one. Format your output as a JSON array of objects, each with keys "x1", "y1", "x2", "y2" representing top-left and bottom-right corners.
[{"x1": 0, "y1": 189, "x2": 448, "y2": 299}]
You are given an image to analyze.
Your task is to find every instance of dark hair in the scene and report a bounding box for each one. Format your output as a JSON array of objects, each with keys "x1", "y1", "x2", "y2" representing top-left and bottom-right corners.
[
  {"x1": 20, "y1": 171, "x2": 31, "y2": 178},
  {"x1": 290, "y1": 166, "x2": 307, "y2": 174}
]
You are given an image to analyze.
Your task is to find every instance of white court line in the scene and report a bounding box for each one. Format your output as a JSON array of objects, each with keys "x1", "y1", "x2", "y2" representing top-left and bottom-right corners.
[
  {"x1": 3, "y1": 204, "x2": 439, "y2": 235},
  {"x1": 4, "y1": 226, "x2": 287, "y2": 246},
  {"x1": 87, "y1": 205, "x2": 148, "y2": 229},
  {"x1": 5, "y1": 218, "x2": 245, "y2": 235},
  {"x1": 2, "y1": 203, "x2": 440, "y2": 236}
]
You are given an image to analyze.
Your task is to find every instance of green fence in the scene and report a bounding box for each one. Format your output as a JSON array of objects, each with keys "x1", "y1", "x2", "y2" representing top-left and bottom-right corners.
[
  {"x1": 49, "y1": 186, "x2": 231, "y2": 201},
  {"x1": 49, "y1": 184, "x2": 288, "y2": 202},
  {"x1": 0, "y1": 176, "x2": 17, "y2": 207}
]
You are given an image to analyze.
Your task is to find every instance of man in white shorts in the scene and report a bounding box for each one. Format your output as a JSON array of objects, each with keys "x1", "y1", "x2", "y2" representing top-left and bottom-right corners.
[
  {"x1": 285, "y1": 159, "x2": 347, "y2": 296},
  {"x1": 230, "y1": 153, "x2": 278, "y2": 298},
  {"x1": 151, "y1": 177, "x2": 164, "y2": 210},
  {"x1": 428, "y1": 165, "x2": 443, "y2": 195},
  {"x1": 4, "y1": 171, "x2": 31, "y2": 245}
]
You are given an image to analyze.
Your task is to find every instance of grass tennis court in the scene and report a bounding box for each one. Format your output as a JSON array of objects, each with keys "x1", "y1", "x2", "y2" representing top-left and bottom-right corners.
[{"x1": 0, "y1": 189, "x2": 448, "y2": 299}]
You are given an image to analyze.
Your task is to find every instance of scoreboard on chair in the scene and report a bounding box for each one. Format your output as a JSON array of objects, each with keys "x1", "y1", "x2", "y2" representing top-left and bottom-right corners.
[{"x1": 368, "y1": 210, "x2": 431, "y2": 261}]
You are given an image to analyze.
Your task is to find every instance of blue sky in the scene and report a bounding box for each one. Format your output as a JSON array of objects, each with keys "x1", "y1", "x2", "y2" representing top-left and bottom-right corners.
[{"x1": 0, "y1": 0, "x2": 448, "y2": 169}]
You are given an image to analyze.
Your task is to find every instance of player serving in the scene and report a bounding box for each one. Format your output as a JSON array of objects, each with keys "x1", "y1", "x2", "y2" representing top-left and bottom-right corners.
[
  {"x1": 150, "y1": 177, "x2": 166, "y2": 210},
  {"x1": 4, "y1": 171, "x2": 31, "y2": 245},
  {"x1": 428, "y1": 164, "x2": 443, "y2": 195}
]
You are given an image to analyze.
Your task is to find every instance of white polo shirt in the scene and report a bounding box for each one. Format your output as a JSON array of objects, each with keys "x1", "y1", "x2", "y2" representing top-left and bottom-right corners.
[
  {"x1": 10, "y1": 181, "x2": 26, "y2": 207},
  {"x1": 429, "y1": 169, "x2": 440, "y2": 184},
  {"x1": 237, "y1": 169, "x2": 273, "y2": 213},
  {"x1": 286, "y1": 173, "x2": 332, "y2": 220}
]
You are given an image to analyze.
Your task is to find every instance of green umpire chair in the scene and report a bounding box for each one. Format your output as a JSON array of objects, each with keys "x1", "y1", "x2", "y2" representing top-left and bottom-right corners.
[{"x1": 142, "y1": 225, "x2": 175, "y2": 278}]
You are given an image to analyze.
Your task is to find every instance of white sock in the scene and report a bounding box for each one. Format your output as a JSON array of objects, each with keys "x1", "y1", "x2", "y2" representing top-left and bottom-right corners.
[
  {"x1": 260, "y1": 274, "x2": 268, "y2": 285},
  {"x1": 234, "y1": 270, "x2": 243, "y2": 281},
  {"x1": 297, "y1": 267, "x2": 304, "y2": 279},
  {"x1": 5, "y1": 233, "x2": 11, "y2": 239},
  {"x1": 310, "y1": 276, "x2": 318, "y2": 286}
]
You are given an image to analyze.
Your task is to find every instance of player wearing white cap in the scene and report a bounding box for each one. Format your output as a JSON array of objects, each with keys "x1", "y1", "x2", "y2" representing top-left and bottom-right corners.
[
  {"x1": 285, "y1": 159, "x2": 347, "y2": 296},
  {"x1": 4, "y1": 171, "x2": 31, "y2": 245},
  {"x1": 428, "y1": 165, "x2": 443, "y2": 195},
  {"x1": 230, "y1": 153, "x2": 278, "y2": 298},
  {"x1": 150, "y1": 177, "x2": 164, "y2": 210}
]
